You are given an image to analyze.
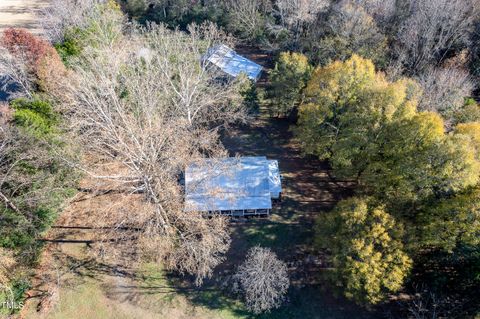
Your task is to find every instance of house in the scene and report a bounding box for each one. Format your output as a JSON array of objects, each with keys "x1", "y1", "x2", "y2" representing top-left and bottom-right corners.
[
  {"x1": 203, "y1": 45, "x2": 263, "y2": 81},
  {"x1": 184, "y1": 157, "x2": 282, "y2": 216}
]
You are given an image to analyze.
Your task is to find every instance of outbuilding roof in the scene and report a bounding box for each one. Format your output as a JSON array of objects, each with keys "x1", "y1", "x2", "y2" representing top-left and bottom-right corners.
[
  {"x1": 185, "y1": 157, "x2": 281, "y2": 212},
  {"x1": 204, "y1": 45, "x2": 263, "y2": 81}
]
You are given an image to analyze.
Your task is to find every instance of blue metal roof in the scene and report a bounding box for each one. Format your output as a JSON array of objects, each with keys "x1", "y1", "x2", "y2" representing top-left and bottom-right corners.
[
  {"x1": 204, "y1": 45, "x2": 263, "y2": 81},
  {"x1": 184, "y1": 157, "x2": 281, "y2": 212}
]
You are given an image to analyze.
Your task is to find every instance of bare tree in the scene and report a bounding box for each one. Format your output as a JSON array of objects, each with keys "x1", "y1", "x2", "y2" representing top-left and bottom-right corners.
[
  {"x1": 233, "y1": 247, "x2": 289, "y2": 314},
  {"x1": 225, "y1": 0, "x2": 271, "y2": 40},
  {"x1": 417, "y1": 67, "x2": 474, "y2": 120},
  {"x1": 352, "y1": 0, "x2": 396, "y2": 26},
  {"x1": 307, "y1": 1, "x2": 387, "y2": 65},
  {"x1": 395, "y1": 0, "x2": 480, "y2": 74},
  {"x1": 0, "y1": 47, "x2": 34, "y2": 99},
  {"x1": 274, "y1": 0, "x2": 329, "y2": 48},
  {"x1": 40, "y1": 0, "x2": 107, "y2": 44},
  {"x1": 407, "y1": 294, "x2": 440, "y2": 319},
  {"x1": 59, "y1": 20, "x2": 248, "y2": 284},
  {"x1": 275, "y1": 0, "x2": 329, "y2": 28},
  {"x1": 402, "y1": 285, "x2": 455, "y2": 319},
  {"x1": 0, "y1": 103, "x2": 12, "y2": 125}
]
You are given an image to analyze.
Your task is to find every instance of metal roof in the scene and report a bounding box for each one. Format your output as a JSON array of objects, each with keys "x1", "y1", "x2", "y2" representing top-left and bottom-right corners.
[
  {"x1": 204, "y1": 45, "x2": 263, "y2": 81},
  {"x1": 185, "y1": 157, "x2": 282, "y2": 212}
]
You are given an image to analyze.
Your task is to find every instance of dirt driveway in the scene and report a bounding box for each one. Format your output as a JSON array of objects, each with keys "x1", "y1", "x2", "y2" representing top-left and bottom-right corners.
[{"x1": 0, "y1": 0, "x2": 49, "y2": 35}]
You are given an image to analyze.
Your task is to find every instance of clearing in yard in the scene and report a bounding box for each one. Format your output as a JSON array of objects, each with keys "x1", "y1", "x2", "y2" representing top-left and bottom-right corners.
[{"x1": 19, "y1": 114, "x2": 378, "y2": 319}]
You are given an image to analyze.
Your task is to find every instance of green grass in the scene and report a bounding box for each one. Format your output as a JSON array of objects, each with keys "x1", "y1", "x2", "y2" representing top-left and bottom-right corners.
[{"x1": 23, "y1": 260, "x2": 252, "y2": 319}]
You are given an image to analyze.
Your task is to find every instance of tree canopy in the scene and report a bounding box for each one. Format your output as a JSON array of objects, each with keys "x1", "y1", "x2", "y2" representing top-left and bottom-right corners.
[
  {"x1": 268, "y1": 51, "x2": 311, "y2": 117},
  {"x1": 316, "y1": 197, "x2": 412, "y2": 304},
  {"x1": 296, "y1": 55, "x2": 480, "y2": 205}
]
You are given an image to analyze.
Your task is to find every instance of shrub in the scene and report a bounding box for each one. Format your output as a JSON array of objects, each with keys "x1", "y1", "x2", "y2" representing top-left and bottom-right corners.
[
  {"x1": 239, "y1": 76, "x2": 259, "y2": 113},
  {"x1": 1, "y1": 28, "x2": 67, "y2": 94},
  {"x1": 54, "y1": 28, "x2": 84, "y2": 64},
  {"x1": 0, "y1": 248, "x2": 15, "y2": 286},
  {"x1": 10, "y1": 98, "x2": 57, "y2": 137},
  {"x1": 0, "y1": 209, "x2": 35, "y2": 249}
]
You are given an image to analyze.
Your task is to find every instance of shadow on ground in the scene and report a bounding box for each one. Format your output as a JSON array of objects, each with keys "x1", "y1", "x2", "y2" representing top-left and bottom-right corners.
[{"x1": 166, "y1": 116, "x2": 379, "y2": 318}]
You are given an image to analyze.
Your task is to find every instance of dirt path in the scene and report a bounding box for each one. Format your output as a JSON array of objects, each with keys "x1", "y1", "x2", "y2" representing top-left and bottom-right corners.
[{"x1": 0, "y1": 0, "x2": 49, "y2": 35}]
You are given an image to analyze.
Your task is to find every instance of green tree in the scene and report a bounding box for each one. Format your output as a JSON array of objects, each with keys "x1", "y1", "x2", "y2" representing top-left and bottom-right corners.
[
  {"x1": 365, "y1": 113, "x2": 480, "y2": 204},
  {"x1": 417, "y1": 187, "x2": 480, "y2": 253},
  {"x1": 453, "y1": 99, "x2": 480, "y2": 126},
  {"x1": 296, "y1": 55, "x2": 480, "y2": 205},
  {"x1": 296, "y1": 55, "x2": 417, "y2": 175},
  {"x1": 456, "y1": 122, "x2": 480, "y2": 158},
  {"x1": 1, "y1": 98, "x2": 78, "y2": 254},
  {"x1": 268, "y1": 52, "x2": 311, "y2": 117},
  {"x1": 316, "y1": 197, "x2": 412, "y2": 304},
  {"x1": 296, "y1": 54, "x2": 376, "y2": 160}
]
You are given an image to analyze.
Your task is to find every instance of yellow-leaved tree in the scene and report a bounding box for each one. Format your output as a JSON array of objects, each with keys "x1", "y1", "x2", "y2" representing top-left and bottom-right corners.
[
  {"x1": 268, "y1": 52, "x2": 312, "y2": 117},
  {"x1": 296, "y1": 54, "x2": 480, "y2": 205},
  {"x1": 316, "y1": 197, "x2": 412, "y2": 304}
]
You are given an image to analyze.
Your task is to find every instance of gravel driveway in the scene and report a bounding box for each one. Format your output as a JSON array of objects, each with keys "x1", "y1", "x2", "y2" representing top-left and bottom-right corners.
[
  {"x1": 0, "y1": 0, "x2": 50, "y2": 101},
  {"x1": 0, "y1": 0, "x2": 49, "y2": 35}
]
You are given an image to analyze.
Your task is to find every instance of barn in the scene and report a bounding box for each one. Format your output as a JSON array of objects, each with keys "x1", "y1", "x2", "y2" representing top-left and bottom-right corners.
[{"x1": 184, "y1": 157, "x2": 282, "y2": 216}]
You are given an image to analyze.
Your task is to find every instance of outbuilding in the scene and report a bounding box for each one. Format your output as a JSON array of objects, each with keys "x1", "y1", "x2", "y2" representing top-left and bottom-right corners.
[
  {"x1": 184, "y1": 157, "x2": 282, "y2": 216},
  {"x1": 203, "y1": 45, "x2": 263, "y2": 81}
]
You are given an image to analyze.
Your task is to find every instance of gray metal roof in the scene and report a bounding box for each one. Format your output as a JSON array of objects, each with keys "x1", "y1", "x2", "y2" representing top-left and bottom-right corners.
[
  {"x1": 185, "y1": 157, "x2": 282, "y2": 212},
  {"x1": 204, "y1": 45, "x2": 263, "y2": 81}
]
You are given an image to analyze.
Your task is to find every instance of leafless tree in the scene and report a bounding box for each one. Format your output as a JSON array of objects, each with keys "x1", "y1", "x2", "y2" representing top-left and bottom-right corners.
[
  {"x1": 225, "y1": 0, "x2": 271, "y2": 40},
  {"x1": 275, "y1": 0, "x2": 329, "y2": 28},
  {"x1": 39, "y1": 0, "x2": 107, "y2": 43},
  {"x1": 307, "y1": 1, "x2": 387, "y2": 65},
  {"x1": 233, "y1": 247, "x2": 289, "y2": 314},
  {"x1": 352, "y1": 0, "x2": 396, "y2": 26},
  {"x1": 417, "y1": 67, "x2": 475, "y2": 120},
  {"x1": 395, "y1": 0, "x2": 480, "y2": 74},
  {"x1": 59, "y1": 19, "x2": 248, "y2": 284},
  {"x1": 0, "y1": 47, "x2": 34, "y2": 99},
  {"x1": 407, "y1": 294, "x2": 440, "y2": 319},
  {"x1": 402, "y1": 285, "x2": 455, "y2": 319},
  {"x1": 274, "y1": 0, "x2": 329, "y2": 48},
  {"x1": 0, "y1": 103, "x2": 12, "y2": 125}
]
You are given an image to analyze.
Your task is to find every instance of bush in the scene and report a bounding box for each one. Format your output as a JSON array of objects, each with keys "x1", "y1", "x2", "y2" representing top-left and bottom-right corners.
[
  {"x1": 0, "y1": 209, "x2": 35, "y2": 249},
  {"x1": 1, "y1": 28, "x2": 67, "y2": 94},
  {"x1": 453, "y1": 99, "x2": 480, "y2": 125},
  {"x1": 0, "y1": 248, "x2": 15, "y2": 286},
  {"x1": 10, "y1": 98, "x2": 57, "y2": 137},
  {"x1": 239, "y1": 77, "x2": 259, "y2": 113},
  {"x1": 0, "y1": 278, "x2": 30, "y2": 314},
  {"x1": 54, "y1": 28, "x2": 84, "y2": 64}
]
